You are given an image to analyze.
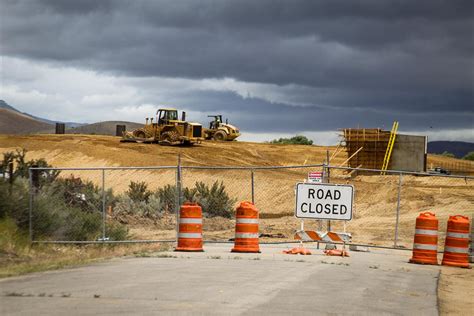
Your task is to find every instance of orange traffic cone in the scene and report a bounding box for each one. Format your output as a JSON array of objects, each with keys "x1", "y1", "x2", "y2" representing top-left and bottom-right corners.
[
  {"x1": 409, "y1": 212, "x2": 439, "y2": 265},
  {"x1": 175, "y1": 203, "x2": 204, "y2": 252},
  {"x1": 442, "y1": 215, "x2": 470, "y2": 268},
  {"x1": 231, "y1": 201, "x2": 260, "y2": 253}
]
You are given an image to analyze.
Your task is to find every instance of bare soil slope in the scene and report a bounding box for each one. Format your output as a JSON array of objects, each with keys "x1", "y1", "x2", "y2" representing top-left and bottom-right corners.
[
  {"x1": 0, "y1": 109, "x2": 54, "y2": 134},
  {"x1": 66, "y1": 121, "x2": 143, "y2": 136},
  {"x1": 0, "y1": 134, "x2": 337, "y2": 167},
  {"x1": 0, "y1": 134, "x2": 472, "y2": 248}
]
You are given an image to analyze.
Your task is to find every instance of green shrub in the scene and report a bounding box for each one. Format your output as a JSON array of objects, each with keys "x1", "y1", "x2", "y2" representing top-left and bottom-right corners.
[
  {"x1": 64, "y1": 209, "x2": 102, "y2": 241},
  {"x1": 107, "y1": 222, "x2": 129, "y2": 241},
  {"x1": 462, "y1": 151, "x2": 474, "y2": 161},
  {"x1": 114, "y1": 195, "x2": 164, "y2": 217},
  {"x1": 270, "y1": 135, "x2": 313, "y2": 145},
  {"x1": 190, "y1": 181, "x2": 236, "y2": 218},
  {"x1": 0, "y1": 178, "x2": 29, "y2": 225},
  {"x1": 155, "y1": 184, "x2": 178, "y2": 213},
  {"x1": 126, "y1": 181, "x2": 152, "y2": 203}
]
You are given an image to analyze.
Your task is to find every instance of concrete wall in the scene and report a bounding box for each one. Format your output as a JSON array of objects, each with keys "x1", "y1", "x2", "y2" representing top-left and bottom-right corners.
[{"x1": 389, "y1": 134, "x2": 427, "y2": 172}]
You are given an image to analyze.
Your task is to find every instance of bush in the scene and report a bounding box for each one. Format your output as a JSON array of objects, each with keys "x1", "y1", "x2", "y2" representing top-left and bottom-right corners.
[
  {"x1": 156, "y1": 184, "x2": 178, "y2": 213},
  {"x1": 270, "y1": 135, "x2": 313, "y2": 145},
  {"x1": 462, "y1": 151, "x2": 474, "y2": 161},
  {"x1": 64, "y1": 208, "x2": 102, "y2": 241},
  {"x1": 186, "y1": 181, "x2": 236, "y2": 218},
  {"x1": 1, "y1": 149, "x2": 60, "y2": 187},
  {"x1": 0, "y1": 150, "x2": 126, "y2": 241},
  {"x1": 107, "y1": 222, "x2": 129, "y2": 241},
  {"x1": 114, "y1": 195, "x2": 164, "y2": 217},
  {"x1": 126, "y1": 181, "x2": 152, "y2": 203}
]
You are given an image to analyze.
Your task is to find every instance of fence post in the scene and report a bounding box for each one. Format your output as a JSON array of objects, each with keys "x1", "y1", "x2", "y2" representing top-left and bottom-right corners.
[
  {"x1": 325, "y1": 151, "x2": 331, "y2": 232},
  {"x1": 251, "y1": 169, "x2": 255, "y2": 204},
  {"x1": 176, "y1": 154, "x2": 182, "y2": 242},
  {"x1": 102, "y1": 169, "x2": 106, "y2": 241},
  {"x1": 394, "y1": 173, "x2": 403, "y2": 247},
  {"x1": 28, "y1": 168, "x2": 34, "y2": 243},
  {"x1": 8, "y1": 162, "x2": 13, "y2": 194}
]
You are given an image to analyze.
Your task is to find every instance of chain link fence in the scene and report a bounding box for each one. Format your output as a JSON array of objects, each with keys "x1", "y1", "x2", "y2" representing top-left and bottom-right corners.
[{"x1": 29, "y1": 163, "x2": 474, "y2": 250}]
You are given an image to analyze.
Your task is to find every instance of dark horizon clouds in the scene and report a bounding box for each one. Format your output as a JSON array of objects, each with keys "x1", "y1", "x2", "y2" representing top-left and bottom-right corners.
[{"x1": 0, "y1": 0, "x2": 473, "y2": 142}]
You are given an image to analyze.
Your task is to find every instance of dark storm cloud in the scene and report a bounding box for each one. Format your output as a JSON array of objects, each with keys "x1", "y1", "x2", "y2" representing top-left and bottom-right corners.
[
  {"x1": 1, "y1": 0, "x2": 473, "y2": 131},
  {"x1": 170, "y1": 90, "x2": 473, "y2": 133}
]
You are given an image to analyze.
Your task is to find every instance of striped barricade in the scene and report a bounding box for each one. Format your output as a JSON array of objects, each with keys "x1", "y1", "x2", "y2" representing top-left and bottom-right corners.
[{"x1": 294, "y1": 230, "x2": 352, "y2": 243}]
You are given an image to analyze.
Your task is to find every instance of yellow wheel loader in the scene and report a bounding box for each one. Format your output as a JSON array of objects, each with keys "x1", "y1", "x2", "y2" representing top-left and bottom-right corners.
[
  {"x1": 121, "y1": 108, "x2": 204, "y2": 145},
  {"x1": 204, "y1": 115, "x2": 240, "y2": 141}
]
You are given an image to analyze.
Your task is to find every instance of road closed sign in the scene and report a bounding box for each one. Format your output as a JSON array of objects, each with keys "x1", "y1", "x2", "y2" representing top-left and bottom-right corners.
[{"x1": 295, "y1": 183, "x2": 354, "y2": 220}]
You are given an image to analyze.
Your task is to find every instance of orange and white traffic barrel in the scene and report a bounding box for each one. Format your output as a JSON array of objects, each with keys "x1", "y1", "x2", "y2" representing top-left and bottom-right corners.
[
  {"x1": 175, "y1": 203, "x2": 203, "y2": 252},
  {"x1": 442, "y1": 215, "x2": 470, "y2": 268},
  {"x1": 409, "y1": 212, "x2": 438, "y2": 265},
  {"x1": 231, "y1": 201, "x2": 260, "y2": 253}
]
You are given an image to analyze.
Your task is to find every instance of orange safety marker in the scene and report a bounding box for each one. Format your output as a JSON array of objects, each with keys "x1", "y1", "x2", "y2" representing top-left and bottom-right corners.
[
  {"x1": 442, "y1": 215, "x2": 471, "y2": 268},
  {"x1": 231, "y1": 201, "x2": 260, "y2": 253},
  {"x1": 409, "y1": 212, "x2": 439, "y2": 265},
  {"x1": 282, "y1": 246, "x2": 312, "y2": 255},
  {"x1": 324, "y1": 249, "x2": 350, "y2": 257},
  {"x1": 175, "y1": 203, "x2": 204, "y2": 252}
]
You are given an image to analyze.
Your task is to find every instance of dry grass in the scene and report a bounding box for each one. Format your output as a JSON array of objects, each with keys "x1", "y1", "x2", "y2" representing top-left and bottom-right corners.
[
  {"x1": 0, "y1": 218, "x2": 171, "y2": 278},
  {"x1": 0, "y1": 243, "x2": 171, "y2": 278}
]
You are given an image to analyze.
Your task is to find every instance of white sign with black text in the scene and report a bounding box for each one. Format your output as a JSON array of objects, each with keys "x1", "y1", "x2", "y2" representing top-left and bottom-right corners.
[{"x1": 295, "y1": 183, "x2": 354, "y2": 220}]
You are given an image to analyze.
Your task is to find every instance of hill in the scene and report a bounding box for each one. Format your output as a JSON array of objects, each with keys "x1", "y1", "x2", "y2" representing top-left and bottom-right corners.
[
  {"x1": 66, "y1": 121, "x2": 144, "y2": 136},
  {"x1": 0, "y1": 100, "x2": 85, "y2": 128},
  {"x1": 428, "y1": 141, "x2": 474, "y2": 158},
  {"x1": 0, "y1": 108, "x2": 54, "y2": 134}
]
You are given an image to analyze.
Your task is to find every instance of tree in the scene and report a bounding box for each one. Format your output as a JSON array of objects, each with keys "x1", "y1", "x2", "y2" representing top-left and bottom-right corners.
[
  {"x1": 462, "y1": 151, "x2": 474, "y2": 161},
  {"x1": 270, "y1": 135, "x2": 313, "y2": 145}
]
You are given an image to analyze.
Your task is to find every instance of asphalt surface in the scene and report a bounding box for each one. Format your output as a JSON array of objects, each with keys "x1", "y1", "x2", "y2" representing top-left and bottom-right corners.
[{"x1": 0, "y1": 243, "x2": 440, "y2": 315}]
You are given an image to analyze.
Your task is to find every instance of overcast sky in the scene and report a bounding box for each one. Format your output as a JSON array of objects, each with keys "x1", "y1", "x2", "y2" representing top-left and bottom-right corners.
[{"x1": 1, "y1": 0, "x2": 473, "y2": 144}]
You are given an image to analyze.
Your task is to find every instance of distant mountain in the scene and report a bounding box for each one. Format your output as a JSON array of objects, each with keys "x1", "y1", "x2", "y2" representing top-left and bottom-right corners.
[
  {"x1": 0, "y1": 100, "x2": 18, "y2": 112},
  {"x1": 67, "y1": 121, "x2": 143, "y2": 136},
  {"x1": 0, "y1": 108, "x2": 55, "y2": 134},
  {"x1": 0, "y1": 100, "x2": 141, "y2": 136},
  {"x1": 0, "y1": 100, "x2": 85, "y2": 128},
  {"x1": 428, "y1": 141, "x2": 474, "y2": 158}
]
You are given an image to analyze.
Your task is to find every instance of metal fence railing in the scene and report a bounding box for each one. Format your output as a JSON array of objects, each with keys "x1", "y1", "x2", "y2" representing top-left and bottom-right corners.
[{"x1": 28, "y1": 163, "x2": 474, "y2": 249}]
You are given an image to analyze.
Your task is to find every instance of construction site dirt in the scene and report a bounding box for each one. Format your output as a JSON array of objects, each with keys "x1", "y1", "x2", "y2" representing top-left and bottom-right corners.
[{"x1": 0, "y1": 134, "x2": 473, "y2": 315}]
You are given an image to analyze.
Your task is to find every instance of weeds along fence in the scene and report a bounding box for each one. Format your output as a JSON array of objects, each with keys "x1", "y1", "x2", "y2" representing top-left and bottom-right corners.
[{"x1": 27, "y1": 163, "x2": 474, "y2": 250}]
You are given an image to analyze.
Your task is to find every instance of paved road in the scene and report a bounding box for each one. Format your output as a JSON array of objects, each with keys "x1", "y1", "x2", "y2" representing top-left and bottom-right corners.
[{"x1": 0, "y1": 244, "x2": 440, "y2": 315}]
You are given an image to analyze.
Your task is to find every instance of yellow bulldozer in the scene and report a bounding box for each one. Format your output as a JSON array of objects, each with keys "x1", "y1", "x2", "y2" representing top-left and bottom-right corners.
[
  {"x1": 204, "y1": 115, "x2": 241, "y2": 141},
  {"x1": 121, "y1": 108, "x2": 204, "y2": 145}
]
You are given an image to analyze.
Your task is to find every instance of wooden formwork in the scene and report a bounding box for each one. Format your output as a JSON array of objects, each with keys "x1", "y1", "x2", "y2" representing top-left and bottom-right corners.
[{"x1": 341, "y1": 128, "x2": 391, "y2": 170}]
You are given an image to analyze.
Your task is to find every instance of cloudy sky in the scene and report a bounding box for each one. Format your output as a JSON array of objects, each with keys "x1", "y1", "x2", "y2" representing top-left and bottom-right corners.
[{"x1": 1, "y1": 0, "x2": 473, "y2": 144}]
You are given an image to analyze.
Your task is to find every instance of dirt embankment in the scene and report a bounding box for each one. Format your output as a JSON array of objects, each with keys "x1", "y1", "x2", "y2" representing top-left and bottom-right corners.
[{"x1": 0, "y1": 134, "x2": 340, "y2": 167}]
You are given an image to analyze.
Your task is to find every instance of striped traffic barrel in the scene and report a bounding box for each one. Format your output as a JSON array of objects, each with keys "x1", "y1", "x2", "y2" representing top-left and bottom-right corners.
[
  {"x1": 442, "y1": 215, "x2": 470, "y2": 268},
  {"x1": 175, "y1": 203, "x2": 203, "y2": 252},
  {"x1": 231, "y1": 201, "x2": 260, "y2": 253},
  {"x1": 409, "y1": 212, "x2": 438, "y2": 265}
]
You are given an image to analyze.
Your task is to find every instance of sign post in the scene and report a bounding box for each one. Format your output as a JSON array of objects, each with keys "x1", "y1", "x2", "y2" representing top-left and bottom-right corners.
[
  {"x1": 295, "y1": 182, "x2": 354, "y2": 252},
  {"x1": 295, "y1": 183, "x2": 354, "y2": 221}
]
